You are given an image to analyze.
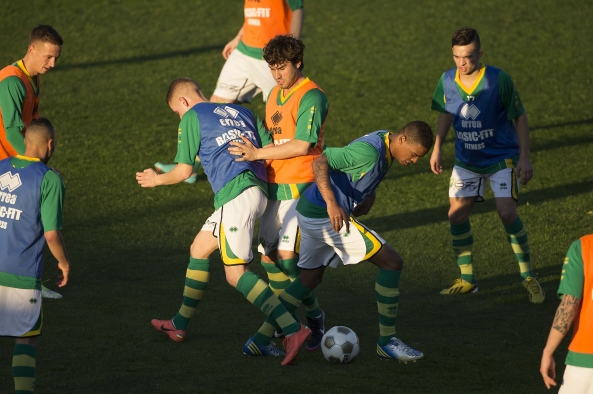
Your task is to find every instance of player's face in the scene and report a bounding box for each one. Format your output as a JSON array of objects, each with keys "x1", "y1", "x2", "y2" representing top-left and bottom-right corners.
[
  {"x1": 29, "y1": 42, "x2": 62, "y2": 76},
  {"x1": 452, "y1": 41, "x2": 482, "y2": 76},
  {"x1": 393, "y1": 139, "x2": 428, "y2": 166},
  {"x1": 269, "y1": 61, "x2": 302, "y2": 90}
]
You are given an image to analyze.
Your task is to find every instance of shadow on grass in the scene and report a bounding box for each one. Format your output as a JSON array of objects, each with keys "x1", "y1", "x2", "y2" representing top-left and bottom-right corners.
[
  {"x1": 365, "y1": 179, "x2": 593, "y2": 232},
  {"x1": 53, "y1": 44, "x2": 224, "y2": 71}
]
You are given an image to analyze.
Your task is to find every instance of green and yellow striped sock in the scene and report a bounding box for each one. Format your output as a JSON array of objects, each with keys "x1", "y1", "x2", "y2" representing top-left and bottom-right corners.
[
  {"x1": 451, "y1": 221, "x2": 474, "y2": 283},
  {"x1": 504, "y1": 216, "x2": 533, "y2": 279},
  {"x1": 261, "y1": 260, "x2": 291, "y2": 297},
  {"x1": 13, "y1": 343, "x2": 36, "y2": 394},
  {"x1": 278, "y1": 258, "x2": 321, "y2": 318},
  {"x1": 172, "y1": 257, "x2": 210, "y2": 330},
  {"x1": 376, "y1": 269, "x2": 400, "y2": 346},
  {"x1": 236, "y1": 271, "x2": 301, "y2": 335}
]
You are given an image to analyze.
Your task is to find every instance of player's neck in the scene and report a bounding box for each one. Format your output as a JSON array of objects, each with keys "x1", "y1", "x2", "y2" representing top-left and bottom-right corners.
[
  {"x1": 21, "y1": 56, "x2": 38, "y2": 78},
  {"x1": 282, "y1": 75, "x2": 306, "y2": 95}
]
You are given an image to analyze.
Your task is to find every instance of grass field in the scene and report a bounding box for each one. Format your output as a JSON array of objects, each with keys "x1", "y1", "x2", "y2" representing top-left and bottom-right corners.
[{"x1": 1, "y1": 0, "x2": 593, "y2": 393}]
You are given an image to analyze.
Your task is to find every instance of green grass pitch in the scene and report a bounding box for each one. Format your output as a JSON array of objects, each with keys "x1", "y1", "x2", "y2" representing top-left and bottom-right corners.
[{"x1": 1, "y1": 0, "x2": 592, "y2": 392}]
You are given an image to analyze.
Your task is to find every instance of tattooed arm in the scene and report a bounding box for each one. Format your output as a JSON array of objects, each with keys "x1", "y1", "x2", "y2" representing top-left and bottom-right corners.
[
  {"x1": 540, "y1": 294, "x2": 581, "y2": 389},
  {"x1": 312, "y1": 155, "x2": 349, "y2": 233}
]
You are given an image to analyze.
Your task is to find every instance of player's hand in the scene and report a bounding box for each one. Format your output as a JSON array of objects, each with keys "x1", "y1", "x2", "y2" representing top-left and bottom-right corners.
[
  {"x1": 222, "y1": 38, "x2": 240, "y2": 59},
  {"x1": 56, "y1": 261, "x2": 69, "y2": 287},
  {"x1": 327, "y1": 204, "x2": 349, "y2": 234},
  {"x1": 516, "y1": 156, "x2": 533, "y2": 185},
  {"x1": 136, "y1": 168, "x2": 159, "y2": 188},
  {"x1": 228, "y1": 137, "x2": 258, "y2": 162},
  {"x1": 540, "y1": 353, "x2": 557, "y2": 389},
  {"x1": 430, "y1": 149, "x2": 443, "y2": 175}
]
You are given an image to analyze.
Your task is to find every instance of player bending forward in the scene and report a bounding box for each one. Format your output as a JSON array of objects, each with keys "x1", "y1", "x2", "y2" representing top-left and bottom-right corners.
[
  {"x1": 136, "y1": 78, "x2": 310, "y2": 366},
  {"x1": 269, "y1": 121, "x2": 433, "y2": 362}
]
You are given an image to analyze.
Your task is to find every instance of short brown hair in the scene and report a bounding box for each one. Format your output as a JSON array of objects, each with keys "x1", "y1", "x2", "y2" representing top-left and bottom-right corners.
[
  {"x1": 166, "y1": 77, "x2": 202, "y2": 103},
  {"x1": 452, "y1": 27, "x2": 480, "y2": 50},
  {"x1": 29, "y1": 25, "x2": 63, "y2": 46},
  {"x1": 263, "y1": 35, "x2": 305, "y2": 70},
  {"x1": 400, "y1": 121, "x2": 433, "y2": 150}
]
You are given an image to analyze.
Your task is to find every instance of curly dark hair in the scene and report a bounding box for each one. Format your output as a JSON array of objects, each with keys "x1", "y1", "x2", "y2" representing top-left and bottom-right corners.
[
  {"x1": 29, "y1": 25, "x2": 63, "y2": 46},
  {"x1": 452, "y1": 27, "x2": 480, "y2": 50},
  {"x1": 400, "y1": 121, "x2": 433, "y2": 150},
  {"x1": 263, "y1": 35, "x2": 305, "y2": 70}
]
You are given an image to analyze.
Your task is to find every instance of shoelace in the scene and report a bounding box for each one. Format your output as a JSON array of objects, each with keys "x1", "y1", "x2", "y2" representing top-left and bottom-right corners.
[
  {"x1": 526, "y1": 279, "x2": 541, "y2": 294},
  {"x1": 391, "y1": 339, "x2": 417, "y2": 355}
]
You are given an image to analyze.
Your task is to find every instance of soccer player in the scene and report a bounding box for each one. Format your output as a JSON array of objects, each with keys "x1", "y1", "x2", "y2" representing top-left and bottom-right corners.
[
  {"x1": 154, "y1": 0, "x2": 304, "y2": 182},
  {"x1": 429, "y1": 27, "x2": 544, "y2": 303},
  {"x1": 0, "y1": 118, "x2": 71, "y2": 393},
  {"x1": 0, "y1": 25, "x2": 64, "y2": 300},
  {"x1": 228, "y1": 34, "x2": 328, "y2": 354},
  {"x1": 0, "y1": 25, "x2": 62, "y2": 160},
  {"x1": 136, "y1": 77, "x2": 310, "y2": 366},
  {"x1": 540, "y1": 234, "x2": 593, "y2": 392},
  {"x1": 210, "y1": 0, "x2": 304, "y2": 104},
  {"x1": 261, "y1": 121, "x2": 433, "y2": 362}
]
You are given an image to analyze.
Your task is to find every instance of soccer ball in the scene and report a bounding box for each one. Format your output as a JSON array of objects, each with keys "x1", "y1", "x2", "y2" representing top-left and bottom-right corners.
[{"x1": 321, "y1": 326, "x2": 360, "y2": 364}]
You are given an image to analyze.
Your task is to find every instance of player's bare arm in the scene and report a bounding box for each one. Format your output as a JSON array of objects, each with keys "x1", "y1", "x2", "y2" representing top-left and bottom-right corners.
[
  {"x1": 136, "y1": 163, "x2": 193, "y2": 187},
  {"x1": 45, "y1": 229, "x2": 70, "y2": 287},
  {"x1": 290, "y1": 8, "x2": 304, "y2": 39},
  {"x1": 312, "y1": 155, "x2": 349, "y2": 233},
  {"x1": 352, "y1": 191, "x2": 376, "y2": 217},
  {"x1": 430, "y1": 113, "x2": 452, "y2": 175},
  {"x1": 229, "y1": 136, "x2": 310, "y2": 161},
  {"x1": 540, "y1": 294, "x2": 580, "y2": 389},
  {"x1": 514, "y1": 113, "x2": 532, "y2": 185},
  {"x1": 222, "y1": 27, "x2": 243, "y2": 60}
]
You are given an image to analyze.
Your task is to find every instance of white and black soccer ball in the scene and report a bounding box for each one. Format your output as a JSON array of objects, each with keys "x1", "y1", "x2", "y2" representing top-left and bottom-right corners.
[{"x1": 321, "y1": 326, "x2": 360, "y2": 364}]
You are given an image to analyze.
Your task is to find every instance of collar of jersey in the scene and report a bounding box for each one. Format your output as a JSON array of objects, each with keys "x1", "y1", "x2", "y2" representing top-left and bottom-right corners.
[
  {"x1": 16, "y1": 60, "x2": 39, "y2": 95},
  {"x1": 455, "y1": 65, "x2": 485, "y2": 95},
  {"x1": 280, "y1": 77, "x2": 310, "y2": 103},
  {"x1": 384, "y1": 132, "x2": 393, "y2": 167},
  {"x1": 15, "y1": 155, "x2": 40, "y2": 162}
]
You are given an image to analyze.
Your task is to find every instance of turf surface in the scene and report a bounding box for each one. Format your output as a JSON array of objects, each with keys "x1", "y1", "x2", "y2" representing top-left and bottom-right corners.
[{"x1": 1, "y1": 0, "x2": 592, "y2": 392}]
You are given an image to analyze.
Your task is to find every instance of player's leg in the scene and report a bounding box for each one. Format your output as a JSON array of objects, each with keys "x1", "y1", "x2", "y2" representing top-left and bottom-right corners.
[
  {"x1": 248, "y1": 56, "x2": 277, "y2": 102},
  {"x1": 217, "y1": 187, "x2": 310, "y2": 363},
  {"x1": 210, "y1": 49, "x2": 258, "y2": 104},
  {"x1": 151, "y1": 229, "x2": 218, "y2": 342},
  {"x1": 491, "y1": 169, "x2": 544, "y2": 303},
  {"x1": 0, "y1": 284, "x2": 42, "y2": 392},
  {"x1": 441, "y1": 166, "x2": 483, "y2": 294},
  {"x1": 13, "y1": 337, "x2": 38, "y2": 394},
  {"x1": 367, "y1": 243, "x2": 423, "y2": 362},
  {"x1": 257, "y1": 200, "x2": 292, "y2": 296},
  {"x1": 276, "y1": 200, "x2": 324, "y2": 350}
]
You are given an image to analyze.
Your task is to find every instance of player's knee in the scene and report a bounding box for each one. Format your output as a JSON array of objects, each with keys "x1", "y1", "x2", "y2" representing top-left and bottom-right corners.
[
  {"x1": 448, "y1": 208, "x2": 469, "y2": 224},
  {"x1": 497, "y1": 209, "x2": 517, "y2": 225}
]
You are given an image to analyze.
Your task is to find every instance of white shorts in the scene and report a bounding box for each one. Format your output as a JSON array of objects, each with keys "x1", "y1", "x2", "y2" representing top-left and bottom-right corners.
[
  {"x1": 201, "y1": 186, "x2": 267, "y2": 265},
  {"x1": 296, "y1": 214, "x2": 385, "y2": 270},
  {"x1": 559, "y1": 365, "x2": 593, "y2": 394},
  {"x1": 212, "y1": 49, "x2": 276, "y2": 103},
  {"x1": 257, "y1": 199, "x2": 300, "y2": 256},
  {"x1": 449, "y1": 165, "x2": 518, "y2": 202},
  {"x1": 0, "y1": 285, "x2": 42, "y2": 337}
]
